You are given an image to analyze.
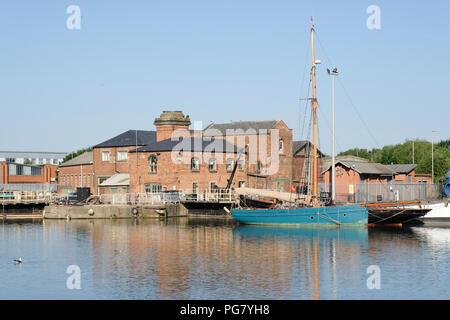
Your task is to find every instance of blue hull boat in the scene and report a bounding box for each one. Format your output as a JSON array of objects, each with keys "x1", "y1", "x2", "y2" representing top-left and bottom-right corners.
[{"x1": 232, "y1": 205, "x2": 368, "y2": 227}]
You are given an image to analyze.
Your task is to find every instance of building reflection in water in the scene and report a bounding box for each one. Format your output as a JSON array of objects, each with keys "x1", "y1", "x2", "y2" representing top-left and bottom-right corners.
[
  {"x1": 67, "y1": 217, "x2": 369, "y2": 299},
  {"x1": 233, "y1": 226, "x2": 369, "y2": 299},
  {"x1": 36, "y1": 219, "x2": 450, "y2": 299},
  {"x1": 5, "y1": 219, "x2": 450, "y2": 299}
]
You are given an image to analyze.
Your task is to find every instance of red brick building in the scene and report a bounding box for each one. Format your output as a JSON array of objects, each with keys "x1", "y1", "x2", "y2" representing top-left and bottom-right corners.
[
  {"x1": 128, "y1": 137, "x2": 245, "y2": 194},
  {"x1": 57, "y1": 151, "x2": 94, "y2": 194},
  {"x1": 203, "y1": 120, "x2": 294, "y2": 192},
  {"x1": 92, "y1": 130, "x2": 157, "y2": 195},
  {"x1": 292, "y1": 140, "x2": 324, "y2": 192},
  {"x1": 57, "y1": 111, "x2": 310, "y2": 196}
]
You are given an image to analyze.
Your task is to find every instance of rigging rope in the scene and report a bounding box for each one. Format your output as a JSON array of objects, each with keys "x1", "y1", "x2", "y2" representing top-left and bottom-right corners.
[{"x1": 314, "y1": 28, "x2": 381, "y2": 149}]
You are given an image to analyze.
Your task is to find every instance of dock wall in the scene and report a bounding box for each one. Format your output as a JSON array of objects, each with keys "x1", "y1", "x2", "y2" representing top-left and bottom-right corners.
[{"x1": 43, "y1": 203, "x2": 188, "y2": 219}]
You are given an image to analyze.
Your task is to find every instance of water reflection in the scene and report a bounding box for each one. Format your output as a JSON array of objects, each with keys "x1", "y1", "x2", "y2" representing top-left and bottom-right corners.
[
  {"x1": 1, "y1": 218, "x2": 450, "y2": 299},
  {"x1": 233, "y1": 226, "x2": 368, "y2": 300}
]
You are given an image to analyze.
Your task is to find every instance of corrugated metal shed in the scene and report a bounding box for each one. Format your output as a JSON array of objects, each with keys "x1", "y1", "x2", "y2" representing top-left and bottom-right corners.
[{"x1": 323, "y1": 161, "x2": 396, "y2": 176}]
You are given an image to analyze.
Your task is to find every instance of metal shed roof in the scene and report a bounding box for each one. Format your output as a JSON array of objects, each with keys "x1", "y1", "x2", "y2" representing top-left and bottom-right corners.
[
  {"x1": 323, "y1": 161, "x2": 396, "y2": 176},
  {"x1": 385, "y1": 164, "x2": 417, "y2": 174},
  {"x1": 99, "y1": 173, "x2": 130, "y2": 186}
]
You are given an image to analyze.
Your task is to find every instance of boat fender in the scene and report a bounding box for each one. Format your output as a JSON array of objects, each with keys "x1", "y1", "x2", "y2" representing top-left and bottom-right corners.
[
  {"x1": 131, "y1": 207, "x2": 139, "y2": 216},
  {"x1": 223, "y1": 207, "x2": 231, "y2": 215},
  {"x1": 88, "y1": 208, "x2": 95, "y2": 216}
]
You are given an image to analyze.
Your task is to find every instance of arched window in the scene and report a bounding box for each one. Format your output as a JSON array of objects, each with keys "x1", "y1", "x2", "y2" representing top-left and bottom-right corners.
[
  {"x1": 191, "y1": 157, "x2": 199, "y2": 171},
  {"x1": 149, "y1": 155, "x2": 157, "y2": 173},
  {"x1": 279, "y1": 139, "x2": 284, "y2": 153},
  {"x1": 209, "y1": 158, "x2": 217, "y2": 172}
]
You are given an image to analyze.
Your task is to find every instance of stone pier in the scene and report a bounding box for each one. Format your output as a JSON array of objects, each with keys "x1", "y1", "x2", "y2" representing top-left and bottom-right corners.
[{"x1": 43, "y1": 203, "x2": 188, "y2": 219}]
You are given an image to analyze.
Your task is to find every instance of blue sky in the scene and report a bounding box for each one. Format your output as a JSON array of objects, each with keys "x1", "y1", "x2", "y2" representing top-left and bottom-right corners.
[{"x1": 0, "y1": 0, "x2": 449, "y2": 154}]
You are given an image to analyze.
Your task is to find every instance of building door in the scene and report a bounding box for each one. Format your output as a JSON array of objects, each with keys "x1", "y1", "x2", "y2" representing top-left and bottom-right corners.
[{"x1": 277, "y1": 181, "x2": 284, "y2": 192}]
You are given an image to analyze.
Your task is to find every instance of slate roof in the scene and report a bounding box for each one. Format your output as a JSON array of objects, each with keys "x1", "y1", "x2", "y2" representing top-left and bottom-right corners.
[
  {"x1": 293, "y1": 140, "x2": 323, "y2": 156},
  {"x1": 94, "y1": 130, "x2": 156, "y2": 148},
  {"x1": 130, "y1": 137, "x2": 241, "y2": 154},
  {"x1": 59, "y1": 152, "x2": 93, "y2": 167},
  {"x1": 203, "y1": 120, "x2": 279, "y2": 136},
  {"x1": 323, "y1": 161, "x2": 396, "y2": 176},
  {"x1": 385, "y1": 164, "x2": 417, "y2": 174}
]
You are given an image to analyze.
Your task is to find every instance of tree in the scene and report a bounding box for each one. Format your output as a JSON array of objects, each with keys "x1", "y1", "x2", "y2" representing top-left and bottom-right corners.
[
  {"x1": 338, "y1": 138, "x2": 450, "y2": 182},
  {"x1": 62, "y1": 147, "x2": 93, "y2": 163}
]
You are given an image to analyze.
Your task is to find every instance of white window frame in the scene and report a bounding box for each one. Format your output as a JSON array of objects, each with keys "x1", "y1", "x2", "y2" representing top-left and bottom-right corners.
[
  {"x1": 117, "y1": 151, "x2": 128, "y2": 161},
  {"x1": 102, "y1": 151, "x2": 110, "y2": 162}
]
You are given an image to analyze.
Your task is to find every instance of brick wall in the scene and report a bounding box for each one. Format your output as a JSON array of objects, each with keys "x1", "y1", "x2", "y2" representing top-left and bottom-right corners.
[
  {"x1": 128, "y1": 150, "x2": 247, "y2": 194},
  {"x1": 58, "y1": 164, "x2": 94, "y2": 194},
  {"x1": 206, "y1": 121, "x2": 294, "y2": 192}
]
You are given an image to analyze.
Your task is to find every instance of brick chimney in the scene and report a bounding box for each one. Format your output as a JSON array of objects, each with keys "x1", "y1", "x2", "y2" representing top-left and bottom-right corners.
[{"x1": 154, "y1": 111, "x2": 191, "y2": 142}]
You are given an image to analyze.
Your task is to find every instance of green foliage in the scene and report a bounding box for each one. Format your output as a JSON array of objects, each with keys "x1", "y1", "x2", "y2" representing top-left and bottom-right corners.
[
  {"x1": 62, "y1": 147, "x2": 93, "y2": 163},
  {"x1": 23, "y1": 158, "x2": 33, "y2": 165},
  {"x1": 338, "y1": 138, "x2": 450, "y2": 182}
]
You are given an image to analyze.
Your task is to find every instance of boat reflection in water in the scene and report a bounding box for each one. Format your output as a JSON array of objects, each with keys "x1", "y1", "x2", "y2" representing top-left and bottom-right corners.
[{"x1": 232, "y1": 225, "x2": 368, "y2": 300}]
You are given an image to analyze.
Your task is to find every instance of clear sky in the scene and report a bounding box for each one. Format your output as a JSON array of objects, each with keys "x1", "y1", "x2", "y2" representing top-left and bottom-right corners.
[{"x1": 0, "y1": 0, "x2": 449, "y2": 154}]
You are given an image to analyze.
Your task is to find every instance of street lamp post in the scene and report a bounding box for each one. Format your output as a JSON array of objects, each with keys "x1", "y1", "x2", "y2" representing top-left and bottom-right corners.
[
  {"x1": 432, "y1": 130, "x2": 437, "y2": 184},
  {"x1": 327, "y1": 67, "x2": 339, "y2": 203}
]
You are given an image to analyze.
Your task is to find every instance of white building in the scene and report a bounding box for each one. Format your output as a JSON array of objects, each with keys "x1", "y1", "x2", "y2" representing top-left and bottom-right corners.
[{"x1": 0, "y1": 151, "x2": 67, "y2": 165}]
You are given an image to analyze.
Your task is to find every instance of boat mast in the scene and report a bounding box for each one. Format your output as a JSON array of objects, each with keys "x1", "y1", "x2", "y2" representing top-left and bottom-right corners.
[{"x1": 310, "y1": 17, "x2": 318, "y2": 206}]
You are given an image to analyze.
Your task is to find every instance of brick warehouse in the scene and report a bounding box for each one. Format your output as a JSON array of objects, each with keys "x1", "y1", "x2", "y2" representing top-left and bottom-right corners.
[{"x1": 58, "y1": 110, "x2": 311, "y2": 195}]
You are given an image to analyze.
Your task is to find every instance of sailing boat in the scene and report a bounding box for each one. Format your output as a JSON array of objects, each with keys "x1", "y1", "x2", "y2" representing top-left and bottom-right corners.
[{"x1": 231, "y1": 18, "x2": 368, "y2": 227}]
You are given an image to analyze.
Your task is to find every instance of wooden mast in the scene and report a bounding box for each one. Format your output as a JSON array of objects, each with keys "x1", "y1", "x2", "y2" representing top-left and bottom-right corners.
[{"x1": 311, "y1": 17, "x2": 318, "y2": 206}]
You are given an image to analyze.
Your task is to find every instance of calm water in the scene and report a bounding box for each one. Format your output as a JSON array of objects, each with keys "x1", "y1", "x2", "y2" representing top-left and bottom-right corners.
[{"x1": 1, "y1": 217, "x2": 449, "y2": 300}]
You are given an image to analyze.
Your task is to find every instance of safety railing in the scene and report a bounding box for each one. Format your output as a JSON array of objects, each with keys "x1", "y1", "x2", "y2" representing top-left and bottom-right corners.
[
  {"x1": 0, "y1": 191, "x2": 56, "y2": 204},
  {"x1": 94, "y1": 189, "x2": 235, "y2": 205}
]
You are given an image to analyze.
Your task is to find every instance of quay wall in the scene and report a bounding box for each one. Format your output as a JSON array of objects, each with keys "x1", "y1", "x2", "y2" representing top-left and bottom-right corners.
[{"x1": 43, "y1": 203, "x2": 188, "y2": 219}]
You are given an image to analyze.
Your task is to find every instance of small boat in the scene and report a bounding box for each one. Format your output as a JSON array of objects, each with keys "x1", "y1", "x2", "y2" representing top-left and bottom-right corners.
[
  {"x1": 239, "y1": 195, "x2": 276, "y2": 209},
  {"x1": 232, "y1": 18, "x2": 368, "y2": 227},
  {"x1": 365, "y1": 202, "x2": 431, "y2": 225},
  {"x1": 411, "y1": 201, "x2": 450, "y2": 225}
]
